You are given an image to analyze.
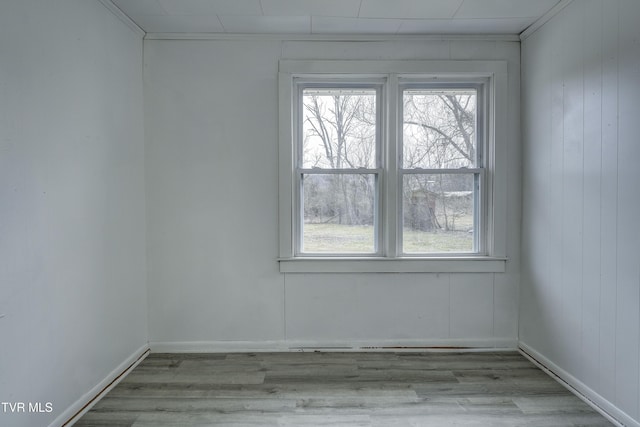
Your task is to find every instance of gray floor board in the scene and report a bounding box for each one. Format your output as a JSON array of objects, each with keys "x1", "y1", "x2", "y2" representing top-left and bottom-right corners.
[{"x1": 74, "y1": 351, "x2": 614, "y2": 427}]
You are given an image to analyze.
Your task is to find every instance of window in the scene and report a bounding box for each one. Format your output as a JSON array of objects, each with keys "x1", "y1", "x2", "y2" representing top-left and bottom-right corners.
[
  {"x1": 299, "y1": 85, "x2": 382, "y2": 255},
  {"x1": 400, "y1": 84, "x2": 484, "y2": 255},
  {"x1": 278, "y1": 60, "x2": 507, "y2": 273}
]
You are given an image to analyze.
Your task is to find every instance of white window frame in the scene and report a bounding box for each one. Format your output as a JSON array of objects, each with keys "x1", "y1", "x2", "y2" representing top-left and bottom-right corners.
[
  {"x1": 294, "y1": 80, "x2": 385, "y2": 257},
  {"x1": 278, "y1": 60, "x2": 508, "y2": 273},
  {"x1": 398, "y1": 79, "x2": 487, "y2": 257}
]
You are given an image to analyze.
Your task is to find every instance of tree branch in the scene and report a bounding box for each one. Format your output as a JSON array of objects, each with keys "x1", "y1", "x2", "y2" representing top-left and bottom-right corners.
[{"x1": 403, "y1": 120, "x2": 472, "y2": 163}]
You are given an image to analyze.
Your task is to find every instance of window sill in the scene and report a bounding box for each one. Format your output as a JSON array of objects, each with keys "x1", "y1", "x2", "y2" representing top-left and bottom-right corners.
[{"x1": 278, "y1": 257, "x2": 507, "y2": 273}]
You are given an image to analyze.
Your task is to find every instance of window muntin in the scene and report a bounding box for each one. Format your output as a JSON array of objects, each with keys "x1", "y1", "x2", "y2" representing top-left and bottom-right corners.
[
  {"x1": 295, "y1": 83, "x2": 382, "y2": 256},
  {"x1": 399, "y1": 83, "x2": 485, "y2": 255}
]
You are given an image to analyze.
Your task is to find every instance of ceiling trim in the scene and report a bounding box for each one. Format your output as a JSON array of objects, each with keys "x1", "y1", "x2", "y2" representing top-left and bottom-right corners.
[
  {"x1": 96, "y1": 0, "x2": 146, "y2": 37},
  {"x1": 144, "y1": 33, "x2": 521, "y2": 42},
  {"x1": 519, "y1": 0, "x2": 574, "y2": 41}
]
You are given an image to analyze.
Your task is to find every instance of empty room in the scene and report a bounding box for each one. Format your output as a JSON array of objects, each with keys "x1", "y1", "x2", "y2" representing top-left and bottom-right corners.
[{"x1": 1, "y1": 0, "x2": 639, "y2": 426}]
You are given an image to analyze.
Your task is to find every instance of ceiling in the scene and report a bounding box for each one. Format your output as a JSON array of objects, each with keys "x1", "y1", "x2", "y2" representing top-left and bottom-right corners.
[{"x1": 109, "y1": 0, "x2": 563, "y2": 35}]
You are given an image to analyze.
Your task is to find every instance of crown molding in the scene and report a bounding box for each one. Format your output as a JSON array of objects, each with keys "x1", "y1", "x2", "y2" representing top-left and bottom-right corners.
[
  {"x1": 520, "y1": 0, "x2": 574, "y2": 41},
  {"x1": 96, "y1": 0, "x2": 145, "y2": 37},
  {"x1": 144, "y1": 32, "x2": 521, "y2": 42}
]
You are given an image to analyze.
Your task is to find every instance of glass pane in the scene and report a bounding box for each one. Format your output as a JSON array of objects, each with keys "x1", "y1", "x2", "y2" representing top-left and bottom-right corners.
[
  {"x1": 302, "y1": 88, "x2": 377, "y2": 169},
  {"x1": 402, "y1": 174, "x2": 475, "y2": 253},
  {"x1": 402, "y1": 89, "x2": 477, "y2": 169},
  {"x1": 302, "y1": 174, "x2": 375, "y2": 253}
]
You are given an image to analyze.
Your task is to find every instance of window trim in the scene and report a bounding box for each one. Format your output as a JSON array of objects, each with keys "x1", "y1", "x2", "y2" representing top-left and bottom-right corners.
[{"x1": 278, "y1": 60, "x2": 508, "y2": 273}]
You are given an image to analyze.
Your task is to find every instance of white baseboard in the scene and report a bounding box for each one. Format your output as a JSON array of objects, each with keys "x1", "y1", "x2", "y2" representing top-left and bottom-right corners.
[
  {"x1": 519, "y1": 342, "x2": 638, "y2": 427},
  {"x1": 51, "y1": 344, "x2": 150, "y2": 427},
  {"x1": 150, "y1": 338, "x2": 517, "y2": 353}
]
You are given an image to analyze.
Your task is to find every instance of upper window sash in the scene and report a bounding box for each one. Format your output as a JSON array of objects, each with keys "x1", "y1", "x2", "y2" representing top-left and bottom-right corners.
[
  {"x1": 398, "y1": 80, "x2": 487, "y2": 171},
  {"x1": 294, "y1": 80, "x2": 384, "y2": 168}
]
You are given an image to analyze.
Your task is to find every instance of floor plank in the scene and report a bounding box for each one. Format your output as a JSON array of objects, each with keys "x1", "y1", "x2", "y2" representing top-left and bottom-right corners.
[{"x1": 75, "y1": 351, "x2": 613, "y2": 426}]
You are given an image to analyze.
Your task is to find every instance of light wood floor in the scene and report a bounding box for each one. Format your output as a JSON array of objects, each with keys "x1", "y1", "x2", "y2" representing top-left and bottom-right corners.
[{"x1": 75, "y1": 351, "x2": 614, "y2": 426}]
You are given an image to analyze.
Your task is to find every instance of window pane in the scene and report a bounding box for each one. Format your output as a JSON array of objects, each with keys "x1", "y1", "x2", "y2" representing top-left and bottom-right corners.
[
  {"x1": 402, "y1": 89, "x2": 477, "y2": 169},
  {"x1": 402, "y1": 174, "x2": 475, "y2": 253},
  {"x1": 302, "y1": 88, "x2": 377, "y2": 169},
  {"x1": 302, "y1": 174, "x2": 375, "y2": 253}
]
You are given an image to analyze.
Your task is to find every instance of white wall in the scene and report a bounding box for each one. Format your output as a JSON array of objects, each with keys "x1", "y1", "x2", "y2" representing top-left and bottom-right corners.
[
  {"x1": 520, "y1": 0, "x2": 640, "y2": 425},
  {"x1": 144, "y1": 38, "x2": 521, "y2": 351},
  {"x1": 0, "y1": 1, "x2": 147, "y2": 426}
]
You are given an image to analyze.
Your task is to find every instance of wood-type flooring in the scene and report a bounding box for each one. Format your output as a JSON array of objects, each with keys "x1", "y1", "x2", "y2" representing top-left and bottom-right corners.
[{"x1": 75, "y1": 351, "x2": 614, "y2": 426}]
